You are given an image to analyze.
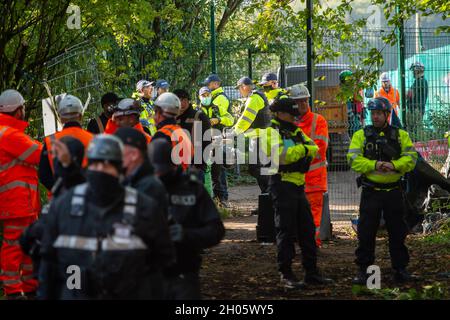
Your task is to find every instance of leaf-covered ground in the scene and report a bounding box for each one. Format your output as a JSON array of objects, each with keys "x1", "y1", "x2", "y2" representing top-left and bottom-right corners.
[{"x1": 201, "y1": 186, "x2": 450, "y2": 300}]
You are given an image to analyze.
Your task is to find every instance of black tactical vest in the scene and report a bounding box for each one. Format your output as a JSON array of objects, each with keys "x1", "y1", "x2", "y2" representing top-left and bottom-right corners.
[
  {"x1": 250, "y1": 90, "x2": 271, "y2": 130},
  {"x1": 363, "y1": 125, "x2": 402, "y2": 162}
]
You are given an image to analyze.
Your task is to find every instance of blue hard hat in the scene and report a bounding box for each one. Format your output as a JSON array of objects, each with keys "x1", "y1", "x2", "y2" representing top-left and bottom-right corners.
[{"x1": 203, "y1": 74, "x2": 221, "y2": 85}]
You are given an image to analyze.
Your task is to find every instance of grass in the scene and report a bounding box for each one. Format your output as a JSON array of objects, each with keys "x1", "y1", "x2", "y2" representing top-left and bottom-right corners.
[
  {"x1": 227, "y1": 167, "x2": 256, "y2": 188},
  {"x1": 422, "y1": 217, "x2": 450, "y2": 250},
  {"x1": 352, "y1": 282, "x2": 449, "y2": 300}
]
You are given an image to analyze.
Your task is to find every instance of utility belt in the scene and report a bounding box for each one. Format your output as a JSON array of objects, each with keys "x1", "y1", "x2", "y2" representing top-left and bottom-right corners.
[
  {"x1": 270, "y1": 174, "x2": 305, "y2": 190},
  {"x1": 356, "y1": 176, "x2": 401, "y2": 190},
  {"x1": 277, "y1": 157, "x2": 312, "y2": 173}
]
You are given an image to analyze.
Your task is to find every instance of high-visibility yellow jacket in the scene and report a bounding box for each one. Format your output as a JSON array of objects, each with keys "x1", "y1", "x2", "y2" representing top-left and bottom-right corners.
[
  {"x1": 347, "y1": 126, "x2": 417, "y2": 185},
  {"x1": 246, "y1": 119, "x2": 318, "y2": 186},
  {"x1": 264, "y1": 88, "x2": 287, "y2": 104},
  {"x1": 234, "y1": 91, "x2": 270, "y2": 135},
  {"x1": 202, "y1": 88, "x2": 234, "y2": 128},
  {"x1": 138, "y1": 98, "x2": 157, "y2": 136}
]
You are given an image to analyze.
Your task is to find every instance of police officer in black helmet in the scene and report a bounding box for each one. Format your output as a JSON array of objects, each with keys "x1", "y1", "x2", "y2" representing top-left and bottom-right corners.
[
  {"x1": 39, "y1": 134, "x2": 175, "y2": 299},
  {"x1": 148, "y1": 139, "x2": 225, "y2": 300}
]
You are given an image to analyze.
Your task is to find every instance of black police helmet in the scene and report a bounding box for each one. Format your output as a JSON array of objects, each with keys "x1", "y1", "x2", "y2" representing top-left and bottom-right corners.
[
  {"x1": 87, "y1": 134, "x2": 124, "y2": 164},
  {"x1": 269, "y1": 97, "x2": 300, "y2": 116}
]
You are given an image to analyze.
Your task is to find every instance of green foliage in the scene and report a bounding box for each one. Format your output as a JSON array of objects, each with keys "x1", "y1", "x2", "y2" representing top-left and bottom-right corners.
[
  {"x1": 352, "y1": 282, "x2": 449, "y2": 299},
  {"x1": 423, "y1": 218, "x2": 450, "y2": 247}
]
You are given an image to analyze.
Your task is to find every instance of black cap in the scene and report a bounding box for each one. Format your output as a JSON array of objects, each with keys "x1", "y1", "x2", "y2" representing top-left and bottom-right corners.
[
  {"x1": 259, "y1": 73, "x2": 277, "y2": 85},
  {"x1": 203, "y1": 74, "x2": 221, "y2": 85},
  {"x1": 235, "y1": 77, "x2": 253, "y2": 89},
  {"x1": 269, "y1": 97, "x2": 300, "y2": 116},
  {"x1": 155, "y1": 79, "x2": 170, "y2": 89},
  {"x1": 148, "y1": 138, "x2": 173, "y2": 175},
  {"x1": 58, "y1": 136, "x2": 85, "y2": 168},
  {"x1": 114, "y1": 127, "x2": 148, "y2": 153}
]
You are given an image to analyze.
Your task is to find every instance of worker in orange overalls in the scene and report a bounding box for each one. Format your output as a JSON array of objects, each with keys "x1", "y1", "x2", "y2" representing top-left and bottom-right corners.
[
  {"x1": 0, "y1": 89, "x2": 42, "y2": 299},
  {"x1": 291, "y1": 84, "x2": 329, "y2": 248},
  {"x1": 104, "y1": 98, "x2": 152, "y2": 143},
  {"x1": 39, "y1": 95, "x2": 93, "y2": 193},
  {"x1": 375, "y1": 72, "x2": 401, "y2": 126},
  {"x1": 150, "y1": 92, "x2": 193, "y2": 171}
]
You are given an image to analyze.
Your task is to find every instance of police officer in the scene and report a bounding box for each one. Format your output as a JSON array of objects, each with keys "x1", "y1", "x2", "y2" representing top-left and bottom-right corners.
[
  {"x1": 39, "y1": 134, "x2": 175, "y2": 299},
  {"x1": 258, "y1": 98, "x2": 332, "y2": 289},
  {"x1": 87, "y1": 92, "x2": 120, "y2": 134},
  {"x1": 136, "y1": 80, "x2": 157, "y2": 136},
  {"x1": 258, "y1": 72, "x2": 287, "y2": 104},
  {"x1": 20, "y1": 136, "x2": 86, "y2": 291},
  {"x1": 148, "y1": 139, "x2": 225, "y2": 300},
  {"x1": 115, "y1": 127, "x2": 168, "y2": 209},
  {"x1": 154, "y1": 79, "x2": 170, "y2": 99},
  {"x1": 202, "y1": 74, "x2": 234, "y2": 207},
  {"x1": 39, "y1": 94, "x2": 93, "y2": 192},
  {"x1": 173, "y1": 88, "x2": 212, "y2": 182},
  {"x1": 347, "y1": 97, "x2": 419, "y2": 284},
  {"x1": 234, "y1": 76, "x2": 272, "y2": 194}
]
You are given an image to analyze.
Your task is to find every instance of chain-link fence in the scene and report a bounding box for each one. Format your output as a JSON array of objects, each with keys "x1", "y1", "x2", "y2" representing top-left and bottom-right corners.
[
  {"x1": 276, "y1": 28, "x2": 450, "y2": 223},
  {"x1": 38, "y1": 27, "x2": 449, "y2": 225}
]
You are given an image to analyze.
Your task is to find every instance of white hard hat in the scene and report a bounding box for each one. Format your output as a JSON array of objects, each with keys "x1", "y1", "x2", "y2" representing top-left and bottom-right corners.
[
  {"x1": 289, "y1": 84, "x2": 310, "y2": 100},
  {"x1": 58, "y1": 94, "x2": 83, "y2": 116},
  {"x1": 410, "y1": 61, "x2": 425, "y2": 71},
  {"x1": 0, "y1": 89, "x2": 25, "y2": 113},
  {"x1": 154, "y1": 92, "x2": 180, "y2": 116},
  {"x1": 112, "y1": 98, "x2": 141, "y2": 117},
  {"x1": 136, "y1": 80, "x2": 154, "y2": 92},
  {"x1": 380, "y1": 72, "x2": 390, "y2": 82}
]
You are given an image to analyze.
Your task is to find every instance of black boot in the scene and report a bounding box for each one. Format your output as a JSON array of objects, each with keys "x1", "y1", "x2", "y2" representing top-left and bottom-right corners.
[
  {"x1": 352, "y1": 269, "x2": 369, "y2": 285},
  {"x1": 394, "y1": 268, "x2": 420, "y2": 283},
  {"x1": 304, "y1": 270, "x2": 334, "y2": 285},
  {"x1": 280, "y1": 271, "x2": 305, "y2": 290}
]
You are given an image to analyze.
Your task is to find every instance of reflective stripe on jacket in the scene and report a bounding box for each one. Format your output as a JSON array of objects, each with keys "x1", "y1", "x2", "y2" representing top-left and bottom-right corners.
[
  {"x1": 347, "y1": 127, "x2": 417, "y2": 185},
  {"x1": 297, "y1": 109, "x2": 329, "y2": 192},
  {"x1": 209, "y1": 87, "x2": 234, "y2": 127},
  {"x1": 0, "y1": 114, "x2": 42, "y2": 219},
  {"x1": 154, "y1": 124, "x2": 194, "y2": 171},
  {"x1": 375, "y1": 87, "x2": 401, "y2": 125},
  {"x1": 234, "y1": 91, "x2": 270, "y2": 135},
  {"x1": 246, "y1": 119, "x2": 318, "y2": 186},
  {"x1": 44, "y1": 126, "x2": 94, "y2": 172}
]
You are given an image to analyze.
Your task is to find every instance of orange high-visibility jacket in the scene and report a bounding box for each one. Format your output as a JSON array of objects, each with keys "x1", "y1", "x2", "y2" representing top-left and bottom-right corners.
[
  {"x1": 153, "y1": 124, "x2": 194, "y2": 171},
  {"x1": 104, "y1": 119, "x2": 152, "y2": 144},
  {"x1": 0, "y1": 114, "x2": 43, "y2": 219},
  {"x1": 375, "y1": 87, "x2": 400, "y2": 125},
  {"x1": 297, "y1": 109, "x2": 329, "y2": 193},
  {"x1": 44, "y1": 125, "x2": 94, "y2": 172}
]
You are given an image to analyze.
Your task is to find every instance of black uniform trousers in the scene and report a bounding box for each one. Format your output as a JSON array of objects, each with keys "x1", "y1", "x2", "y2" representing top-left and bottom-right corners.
[
  {"x1": 356, "y1": 187, "x2": 409, "y2": 270},
  {"x1": 269, "y1": 176, "x2": 317, "y2": 274},
  {"x1": 211, "y1": 163, "x2": 228, "y2": 201}
]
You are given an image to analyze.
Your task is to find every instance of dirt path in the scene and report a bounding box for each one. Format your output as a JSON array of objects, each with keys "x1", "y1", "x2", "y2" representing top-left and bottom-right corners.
[{"x1": 201, "y1": 185, "x2": 450, "y2": 300}]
